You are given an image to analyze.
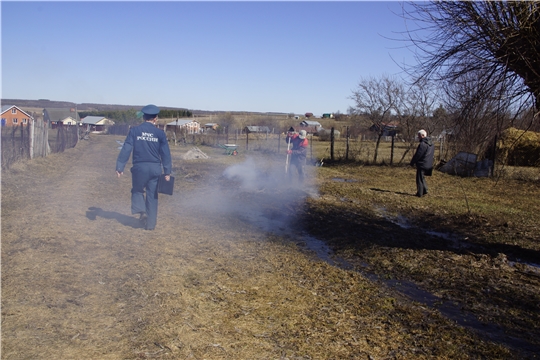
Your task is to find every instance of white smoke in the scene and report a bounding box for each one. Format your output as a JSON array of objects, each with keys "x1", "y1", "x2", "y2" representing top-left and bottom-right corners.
[
  {"x1": 177, "y1": 156, "x2": 318, "y2": 235},
  {"x1": 222, "y1": 157, "x2": 263, "y2": 191}
]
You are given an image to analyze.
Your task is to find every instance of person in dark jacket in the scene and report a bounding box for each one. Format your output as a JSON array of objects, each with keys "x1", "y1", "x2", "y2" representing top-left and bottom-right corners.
[
  {"x1": 285, "y1": 127, "x2": 309, "y2": 183},
  {"x1": 410, "y1": 129, "x2": 434, "y2": 197},
  {"x1": 116, "y1": 104, "x2": 172, "y2": 230}
]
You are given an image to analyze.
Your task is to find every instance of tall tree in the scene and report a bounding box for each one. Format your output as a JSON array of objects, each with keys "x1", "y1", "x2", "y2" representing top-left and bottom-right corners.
[
  {"x1": 403, "y1": 1, "x2": 540, "y2": 114},
  {"x1": 349, "y1": 75, "x2": 403, "y2": 163}
]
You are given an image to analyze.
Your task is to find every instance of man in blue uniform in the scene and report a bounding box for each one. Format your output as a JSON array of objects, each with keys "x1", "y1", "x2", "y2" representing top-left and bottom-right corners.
[{"x1": 116, "y1": 104, "x2": 172, "y2": 230}]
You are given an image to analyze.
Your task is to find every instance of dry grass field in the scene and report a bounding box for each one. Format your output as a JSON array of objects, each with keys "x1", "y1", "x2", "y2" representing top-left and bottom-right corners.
[{"x1": 2, "y1": 133, "x2": 539, "y2": 359}]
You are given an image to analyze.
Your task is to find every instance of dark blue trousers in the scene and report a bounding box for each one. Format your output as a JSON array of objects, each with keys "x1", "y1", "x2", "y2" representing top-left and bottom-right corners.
[
  {"x1": 288, "y1": 157, "x2": 305, "y2": 183},
  {"x1": 130, "y1": 163, "x2": 162, "y2": 229},
  {"x1": 416, "y1": 167, "x2": 428, "y2": 196}
]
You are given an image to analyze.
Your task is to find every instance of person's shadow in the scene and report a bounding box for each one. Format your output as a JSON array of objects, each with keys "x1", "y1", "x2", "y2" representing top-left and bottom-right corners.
[{"x1": 86, "y1": 207, "x2": 143, "y2": 228}]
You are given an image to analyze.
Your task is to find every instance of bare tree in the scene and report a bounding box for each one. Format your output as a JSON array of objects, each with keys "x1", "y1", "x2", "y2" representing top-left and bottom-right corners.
[
  {"x1": 216, "y1": 112, "x2": 237, "y2": 134},
  {"x1": 394, "y1": 79, "x2": 439, "y2": 164},
  {"x1": 402, "y1": 1, "x2": 540, "y2": 113},
  {"x1": 438, "y1": 65, "x2": 534, "y2": 164},
  {"x1": 349, "y1": 75, "x2": 404, "y2": 163}
]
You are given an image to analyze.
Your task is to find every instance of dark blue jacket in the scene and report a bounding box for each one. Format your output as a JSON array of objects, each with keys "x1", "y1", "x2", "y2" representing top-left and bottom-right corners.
[
  {"x1": 116, "y1": 122, "x2": 172, "y2": 174},
  {"x1": 285, "y1": 134, "x2": 308, "y2": 162},
  {"x1": 410, "y1": 137, "x2": 434, "y2": 170}
]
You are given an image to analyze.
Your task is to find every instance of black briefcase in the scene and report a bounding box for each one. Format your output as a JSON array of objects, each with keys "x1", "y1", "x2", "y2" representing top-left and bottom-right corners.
[
  {"x1": 158, "y1": 174, "x2": 174, "y2": 195},
  {"x1": 425, "y1": 167, "x2": 433, "y2": 176}
]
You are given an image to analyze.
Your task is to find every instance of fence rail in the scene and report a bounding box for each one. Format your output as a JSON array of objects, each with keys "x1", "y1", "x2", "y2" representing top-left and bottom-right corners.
[{"x1": 1, "y1": 121, "x2": 79, "y2": 169}]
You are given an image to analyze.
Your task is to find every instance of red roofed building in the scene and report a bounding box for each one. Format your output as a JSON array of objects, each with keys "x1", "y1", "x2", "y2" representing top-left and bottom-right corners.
[{"x1": 1, "y1": 105, "x2": 34, "y2": 126}]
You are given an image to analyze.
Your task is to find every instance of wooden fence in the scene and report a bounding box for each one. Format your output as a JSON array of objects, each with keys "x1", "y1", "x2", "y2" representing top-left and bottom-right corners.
[{"x1": 1, "y1": 121, "x2": 79, "y2": 169}]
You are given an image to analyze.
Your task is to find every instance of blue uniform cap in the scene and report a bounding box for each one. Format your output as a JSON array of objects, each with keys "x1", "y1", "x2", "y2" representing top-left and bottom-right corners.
[{"x1": 141, "y1": 104, "x2": 160, "y2": 116}]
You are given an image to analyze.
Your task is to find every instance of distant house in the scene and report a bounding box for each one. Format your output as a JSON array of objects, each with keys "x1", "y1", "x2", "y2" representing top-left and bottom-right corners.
[
  {"x1": 165, "y1": 118, "x2": 201, "y2": 134},
  {"x1": 81, "y1": 116, "x2": 115, "y2": 133},
  {"x1": 299, "y1": 120, "x2": 323, "y2": 135},
  {"x1": 369, "y1": 122, "x2": 399, "y2": 137},
  {"x1": 60, "y1": 116, "x2": 77, "y2": 125},
  {"x1": 43, "y1": 108, "x2": 80, "y2": 128},
  {"x1": 1, "y1": 105, "x2": 34, "y2": 126},
  {"x1": 322, "y1": 113, "x2": 334, "y2": 119},
  {"x1": 244, "y1": 126, "x2": 271, "y2": 134},
  {"x1": 305, "y1": 112, "x2": 314, "y2": 118}
]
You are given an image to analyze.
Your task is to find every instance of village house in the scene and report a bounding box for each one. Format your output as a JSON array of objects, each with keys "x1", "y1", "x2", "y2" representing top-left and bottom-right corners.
[
  {"x1": 81, "y1": 115, "x2": 115, "y2": 133},
  {"x1": 165, "y1": 118, "x2": 201, "y2": 134},
  {"x1": 1, "y1": 105, "x2": 34, "y2": 126},
  {"x1": 43, "y1": 108, "x2": 80, "y2": 128}
]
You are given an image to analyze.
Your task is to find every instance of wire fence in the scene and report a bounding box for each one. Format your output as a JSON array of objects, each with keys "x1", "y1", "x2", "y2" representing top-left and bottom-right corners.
[
  {"x1": 107, "y1": 124, "x2": 434, "y2": 165},
  {"x1": 157, "y1": 127, "x2": 424, "y2": 166}
]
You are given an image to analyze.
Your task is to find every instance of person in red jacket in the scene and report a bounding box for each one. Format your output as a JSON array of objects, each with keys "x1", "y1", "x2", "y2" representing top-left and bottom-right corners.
[{"x1": 285, "y1": 128, "x2": 309, "y2": 183}]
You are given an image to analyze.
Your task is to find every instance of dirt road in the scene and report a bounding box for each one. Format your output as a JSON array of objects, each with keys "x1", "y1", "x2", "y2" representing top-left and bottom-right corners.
[{"x1": 1, "y1": 135, "x2": 523, "y2": 359}]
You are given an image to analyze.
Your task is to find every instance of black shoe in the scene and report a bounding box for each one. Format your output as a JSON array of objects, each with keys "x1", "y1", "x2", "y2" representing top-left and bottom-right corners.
[
  {"x1": 145, "y1": 227, "x2": 154, "y2": 231},
  {"x1": 415, "y1": 193, "x2": 423, "y2": 197}
]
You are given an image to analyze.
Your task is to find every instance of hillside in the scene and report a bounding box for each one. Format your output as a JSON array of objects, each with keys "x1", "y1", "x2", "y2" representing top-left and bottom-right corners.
[{"x1": 1, "y1": 98, "x2": 288, "y2": 117}]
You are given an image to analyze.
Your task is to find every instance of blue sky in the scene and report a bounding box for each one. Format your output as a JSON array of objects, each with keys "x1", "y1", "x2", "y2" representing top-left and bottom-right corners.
[{"x1": 2, "y1": 1, "x2": 416, "y2": 116}]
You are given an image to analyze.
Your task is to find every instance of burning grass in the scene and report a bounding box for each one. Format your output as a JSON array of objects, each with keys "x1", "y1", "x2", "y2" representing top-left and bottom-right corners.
[{"x1": 1, "y1": 135, "x2": 539, "y2": 359}]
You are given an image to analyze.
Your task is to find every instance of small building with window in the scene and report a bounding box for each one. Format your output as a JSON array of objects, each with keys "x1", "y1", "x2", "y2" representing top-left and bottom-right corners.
[{"x1": 1, "y1": 105, "x2": 33, "y2": 126}]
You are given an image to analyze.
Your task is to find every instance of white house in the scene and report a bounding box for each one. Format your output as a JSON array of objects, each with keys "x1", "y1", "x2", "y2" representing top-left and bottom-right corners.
[{"x1": 60, "y1": 116, "x2": 77, "y2": 125}]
